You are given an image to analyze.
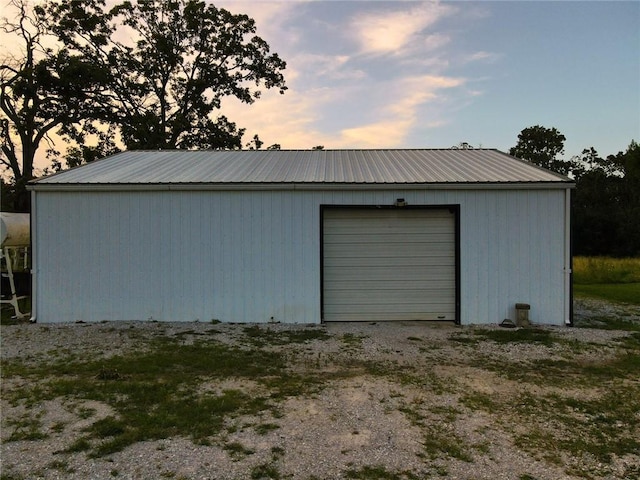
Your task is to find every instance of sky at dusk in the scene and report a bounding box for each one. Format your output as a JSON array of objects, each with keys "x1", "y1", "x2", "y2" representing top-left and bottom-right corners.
[
  {"x1": 5, "y1": 1, "x2": 638, "y2": 173},
  {"x1": 215, "y1": 0, "x2": 639, "y2": 160}
]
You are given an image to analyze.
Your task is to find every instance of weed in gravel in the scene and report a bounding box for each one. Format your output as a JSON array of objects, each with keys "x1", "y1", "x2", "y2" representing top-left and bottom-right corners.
[
  {"x1": 343, "y1": 465, "x2": 420, "y2": 479},
  {"x1": 460, "y1": 392, "x2": 498, "y2": 412},
  {"x1": 63, "y1": 437, "x2": 92, "y2": 453},
  {"x1": 428, "y1": 405, "x2": 461, "y2": 422},
  {"x1": 398, "y1": 402, "x2": 472, "y2": 462},
  {"x1": 250, "y1": 462, "x2": 281, "y2": 479},
  {"x1": 242, "y1": 325, "x2": 330, "y2": 347},
  {"x1": 6, "y1": 415, "x2": 48, "y2": 441},
  {"x1": 51, "y1": 421, "x2": 66, "y2": 433},
  {"x1": 494, "y1": 387, "x2": 640, "y2": 472},
  {"x1": 224, "y1": 441, "x2": 255, "y2": 461},
  {"x1": 448, "y1": 335, "x2": 479, "y2": 345},
  {"x1": 76, "y1": 406, "x2": 97, "y2": 419},
  {"x1": 472, "y1": 328, "x2": 555, "y2": 346},
  {"x1": 250, "y1": 446, "x2": 285, "y2": 479},
  {"x1": 0, "y1": 471, "x2": 25, "y2": 480},
  {"x1": 255, "y1": 422, "x2": 280, "y2": 435},
  {"x1": 47, "y1": 459, "x2": 74, "y2": 473},
  {"x1": 341, "y1": 333, "x2": 367, "y2": 349}
]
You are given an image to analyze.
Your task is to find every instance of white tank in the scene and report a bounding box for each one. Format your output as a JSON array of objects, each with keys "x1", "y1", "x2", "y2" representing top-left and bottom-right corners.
[{"x1": 0, "y1": 212, "x2": 30, "y2": 247}]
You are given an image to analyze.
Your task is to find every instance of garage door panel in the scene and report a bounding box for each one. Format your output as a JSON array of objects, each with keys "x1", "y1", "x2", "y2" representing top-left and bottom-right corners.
[
  {"x1": 324, "y1": 220, "x2": 454, "y2": 234},
  {"x1": 324, "y1": 265, "x2": 455, "y2": 281},
  {"x1": 325, "y1": 277, "x2": 455, "y2": 288},
  {"x1": 325, "y1": 233, "x2": 454, "y2": 244},
  {"x1": 324, "y1": 303, "x2": 455, "y2": 316},
  {"x1": 325, "y1": 288, "x2": 455, "y2": 304},
  {"x1": 324, "y1": 256, "x2": 454, "y2": 268},
  {"x1": 323, "y1": 208, "x2": 457, "y2": 322},
  {"x1": 325, "y1": 210, "x2": 453, "y2": 220},
  {"x1": 324, "y1": 243, "x2": 454, "y2": 258},
  {"x1": 324, "y1": 312, "x2": 455, "y2": 321}
]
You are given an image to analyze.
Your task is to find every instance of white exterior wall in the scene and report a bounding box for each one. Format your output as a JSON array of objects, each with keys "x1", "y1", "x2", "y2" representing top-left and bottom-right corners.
[{"x1": 32, "y1": 187, "x2": 569, "y2": 325}]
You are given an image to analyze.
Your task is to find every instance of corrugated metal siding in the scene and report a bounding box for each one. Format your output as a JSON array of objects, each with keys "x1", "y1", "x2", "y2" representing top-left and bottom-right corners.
[
  {"x1": 33, "y1": 188, "x2": 567, "y2": 325},
  {"x1": 33, "y1": 149, "x2": 570, "y2": 185}
]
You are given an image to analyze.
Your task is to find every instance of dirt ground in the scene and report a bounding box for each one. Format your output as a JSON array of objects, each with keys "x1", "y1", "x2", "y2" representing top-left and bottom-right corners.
[{"x1": 1, "y1": 298, "x2": 639, "y2": 480}]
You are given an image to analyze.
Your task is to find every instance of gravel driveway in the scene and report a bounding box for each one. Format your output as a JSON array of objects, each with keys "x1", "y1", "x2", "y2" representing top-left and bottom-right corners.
[{"x1": 1, "y1": 298, "x2": 639, "y2": 480}]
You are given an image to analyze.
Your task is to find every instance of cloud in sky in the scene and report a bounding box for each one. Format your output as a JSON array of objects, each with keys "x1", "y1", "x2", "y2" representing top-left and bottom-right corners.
[
  {"x1": 348, "y1": 2, "x2": 455, "y2": 56},
  {"x1": 217, "y1": 1, "x2": 480, "y2": 149},
  {"x1": 9, "y1": 0, "x2": 637, "y2": 175}
]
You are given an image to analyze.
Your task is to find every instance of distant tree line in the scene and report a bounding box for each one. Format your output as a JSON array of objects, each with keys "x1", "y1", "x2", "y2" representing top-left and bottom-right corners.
[{"x1": 511, "y1": 125, "x2": 639, "y2": 257}]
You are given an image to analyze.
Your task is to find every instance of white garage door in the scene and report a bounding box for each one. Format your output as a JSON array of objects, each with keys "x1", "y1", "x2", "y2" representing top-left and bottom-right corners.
[{"x1": 323, "y1": 208, "x2": 456, "y2": 322}]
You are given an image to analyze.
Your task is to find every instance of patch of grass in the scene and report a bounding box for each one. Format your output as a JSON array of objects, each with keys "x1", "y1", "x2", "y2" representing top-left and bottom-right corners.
[
  {"x1": 224, "y1": 441, "x2": 255, "y2": 460},
  {"x1": 573, "y1": 256, "x2": 640, "y2": 284},
  {"x1": 89, "y1": 416, "x2": 126, "y2": 438},
  {"x1": 255, "y1": 422, "x2": 280, "y2": 435},
  {"x1": 460, "y1": 392, "x2": 498, "y2": 412},
  {"x1": 398, "y1": 402, "x2": 472, "y2": 462},
  {"x1": 76, "y1": 406, "x2": 97, "y2": 419},
  {"x1": 448, "y1": 334, "x2": 479, "y2": 345},
  {"x1": 0, "y1": 471, "x2": 25, "y2": 480},
  {"x1": 2, "y1": 336, "x2": 326, "y2": 457},
  {"x1": 47, "y1": 459, "x2": 73, "y2": 473},
  {"x1": 250, "y1": 463, "x2": 281, "y2": 479},
  {"x1": 422, "y1": 424, "x2": 472, "y2": 462},
  {"x1": 6, "y1": 416, "x2": 48, "y2": 441},
  {"x1": 575, "y1": 315, "x2": 640, "y2": 331},
  {"x1": 51, "y1": 421, "x2": 66, "y2": 433},
  {"x1": 479, "y1": 341, "x2": 640, "y2": 387},
  {"x1": 344, "y1": 465, "x2": 419, "y2": 480},
  {"x1": 64, "y1": 437, "x2": 92, "y2": 453},
  {"x1": 492, "y1": 385, "x2": 640, "y2": 470},
  {"x1": 472, "y1": 328, "x2": 555, "y2": 346},
  {"x1": 574, "y1": 283, "x2": 640, "y2": 305},
  {"x1": 242, "y1": 325, "x2": 330, "y2": 347},
  {"x1": 250, "y1": 445, "x2": 285, "y2": 480},
  {"x1": 341, "y1": 333, "x2": 367, "y2": 348}
]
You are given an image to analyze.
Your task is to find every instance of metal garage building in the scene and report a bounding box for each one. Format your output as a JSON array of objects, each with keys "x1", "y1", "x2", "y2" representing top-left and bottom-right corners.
[{"x1": 28, "y1": 149, "x2": 574, "y2": 325}]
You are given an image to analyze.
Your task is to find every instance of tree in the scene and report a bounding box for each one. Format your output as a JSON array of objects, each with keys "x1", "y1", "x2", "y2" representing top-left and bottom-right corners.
[
  {"x1": 1, "y1": 0, "x2": 110, "y2": 211},
  {"x1": 509, "y1": 125, "x2": 571, "y2": 175},
  {"x1": 46, "y1": 0, "x2": 287, "y2": 151},
  {"x1": 572, "y1": 141, "x2": 640, "y2": 256}
]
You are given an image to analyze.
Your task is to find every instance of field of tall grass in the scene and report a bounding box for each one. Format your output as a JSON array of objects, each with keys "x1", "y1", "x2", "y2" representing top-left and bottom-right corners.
[
  {"x1": 573, "y1": 257, "x2": 640, "y2": 284},
  {"x1": 573, "y1": 256, "x2": 640, "y2": 305}
]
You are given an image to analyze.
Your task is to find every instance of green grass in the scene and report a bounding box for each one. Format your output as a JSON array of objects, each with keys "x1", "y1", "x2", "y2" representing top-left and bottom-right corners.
[
  {"x1": 2, "y1": 336, "x2": 323, "y2": 457},
  {"x1": 471, "y1": 328, "x2": 555, "y2": 346},
  {"x1": 574, "y1": 283, "x2": 640, "y2": 304},
  {"x1": 344, "y1": 465, "x2": 420, "y2": 480},
  {"x1": 573, "y1": 256, "x2": 640, "y2": 284},
  {"x1": 242, "y1": 325, "x2": 330, "y2": 347},
  {"x1": 572, "y1": 256, "x2": 640, "y2": 305}
]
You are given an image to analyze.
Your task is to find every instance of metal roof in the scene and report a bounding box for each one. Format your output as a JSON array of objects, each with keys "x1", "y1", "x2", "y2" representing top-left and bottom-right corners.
[{"x1": 31, "y1": 149, "x2": 573, "y2": 188}]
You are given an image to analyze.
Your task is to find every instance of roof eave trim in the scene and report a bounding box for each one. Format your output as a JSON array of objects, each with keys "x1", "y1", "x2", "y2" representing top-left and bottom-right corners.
[{"x1": 28, "y1": 181, "x2": 575, "y2": 192}]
